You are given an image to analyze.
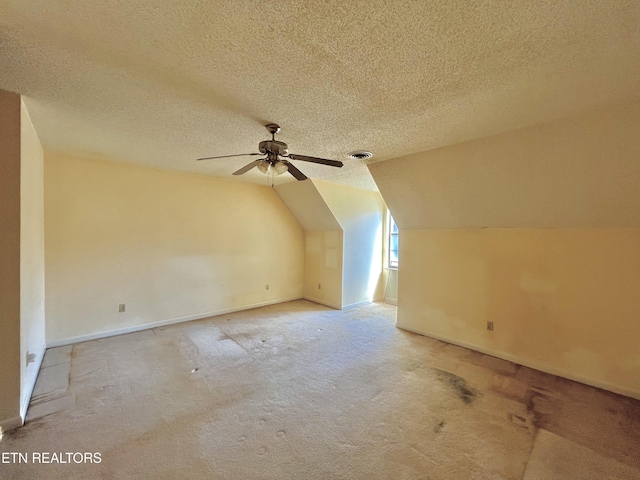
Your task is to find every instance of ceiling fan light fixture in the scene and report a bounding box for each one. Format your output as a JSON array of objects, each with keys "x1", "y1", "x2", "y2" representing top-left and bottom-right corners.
[
  {"x1": 274, "y1": 161, "x2": 288, "y2": 175},
  {"x1": 257, "y1": 160, "x2": 270, "y2": 174},
  {"x1": 198, "y1": 124, "x2": 341, "y2": 182}
]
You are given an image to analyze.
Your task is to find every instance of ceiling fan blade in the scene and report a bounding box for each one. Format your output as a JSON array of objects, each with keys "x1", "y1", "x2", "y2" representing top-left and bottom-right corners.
[
  {"x1": 197, "y1": 153, "x2": 261, "y2": 161},
  {"x1": 233, "y1": 159, "x2": 264, "y2": 175},
  {"x1": 288, "y1": 153, "x2": 343, "y2": 168},
  {"x1": 284, "y1": 162, "x2": 308, "y2": 181}
]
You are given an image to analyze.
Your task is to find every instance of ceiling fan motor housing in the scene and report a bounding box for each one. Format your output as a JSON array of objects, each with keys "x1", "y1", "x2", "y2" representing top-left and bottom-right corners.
[
  {"x1": 199, "y1": 123, "x2": 339, "y2": 181},
  {"x1": 259, "y1": 140, "x2": 289, "y2": 156}
]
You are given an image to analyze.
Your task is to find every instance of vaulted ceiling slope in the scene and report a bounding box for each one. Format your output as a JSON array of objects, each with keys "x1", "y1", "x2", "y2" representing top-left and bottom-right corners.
[
  {"x1": 275, "y1": 180, "x2": 341, "y2": 231},
  {"x1": 371, "y1": 100, "x2": 640, "y2": 230},
  {"x1": 1, "y1": 1, "x2": 638, "y2": 190}
]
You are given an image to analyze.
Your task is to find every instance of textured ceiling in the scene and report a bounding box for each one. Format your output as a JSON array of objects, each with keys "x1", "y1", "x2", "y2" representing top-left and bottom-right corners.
[
  {"x1": 1, "y1": 1, "x2": 639, "y2": 190},
  {"x1": 370, "y1": 100, "x2": 640, "y2": 229}
]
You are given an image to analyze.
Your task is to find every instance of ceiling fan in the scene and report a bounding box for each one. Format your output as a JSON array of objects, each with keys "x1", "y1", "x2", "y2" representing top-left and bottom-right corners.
[{"x1": 197, "y1": 124, "x2": 343, "y2": 181}]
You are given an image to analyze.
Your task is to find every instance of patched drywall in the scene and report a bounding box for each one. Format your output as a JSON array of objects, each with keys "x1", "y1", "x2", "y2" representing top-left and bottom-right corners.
[
  {"x1": 44, "y1": 152, "x2": 304, "y2": 344},
  {"x1": 370, "y1": 101, "x2": 640, "y2": 398},
  {"x1": 398, "y1": 229, "x2": 640, "y2": 398},
  {"x1": 19, "y1": 99, "x2": 46, "y2": 419},
  {"x1": 0, "y1": 89, "x2": 22, "y2": 430}
]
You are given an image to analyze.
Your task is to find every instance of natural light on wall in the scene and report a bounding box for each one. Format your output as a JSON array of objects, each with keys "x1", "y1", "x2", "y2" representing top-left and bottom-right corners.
[{"x1": 367, "y1": 222, "x2": 383, "y2": 299}]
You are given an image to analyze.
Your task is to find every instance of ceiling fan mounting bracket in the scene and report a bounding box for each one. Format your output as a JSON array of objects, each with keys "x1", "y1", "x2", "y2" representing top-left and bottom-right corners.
[{"x1": 265, "y1": 123, "x2": 281, "y2": 135}]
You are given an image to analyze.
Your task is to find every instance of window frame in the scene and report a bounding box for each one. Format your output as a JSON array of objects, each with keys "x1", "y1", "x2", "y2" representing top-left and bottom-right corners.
[{"x1": 388, "y1": 212, "x2": 399, "y2": 270}]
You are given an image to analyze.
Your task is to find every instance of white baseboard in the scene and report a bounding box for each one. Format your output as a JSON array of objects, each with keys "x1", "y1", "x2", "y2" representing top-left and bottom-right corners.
[
  {"x1": 342, "y1": 299, "x2": 373, "y2": 310},
  {"x1": 383, "y1": 298, "x2": 397, "y2": 306},
  {"x1": 0, "y1": 415, "x2": 23, "y2": 433},
  {"x1": 47, "y1": 296, "x2": 302, "y2": 348},
  {"x1": 397, "y1": 324, "x2": 640, "y2": 401},
  {"x1": 303, "y1": 297, "x2": 372, "y2": 310},
  {"x1": 20, "y1": 340, "x2": 46, "y2": 420},
  {"x1": 303, "y1": 296, "x2": 341, "y2": 310}
]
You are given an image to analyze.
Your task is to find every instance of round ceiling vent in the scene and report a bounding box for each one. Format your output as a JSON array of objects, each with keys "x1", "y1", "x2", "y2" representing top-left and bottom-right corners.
[{"x1": 348, "y1": 150, "x2": 373, "y2": 160}]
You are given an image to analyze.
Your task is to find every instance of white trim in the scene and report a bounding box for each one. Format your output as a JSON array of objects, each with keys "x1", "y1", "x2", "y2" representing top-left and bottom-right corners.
[
  {"x1": 397, "y1": 324, "x2": 640, "y2": 401},
  {"x1": 0, "y1": 415, "x2": 23, "y2": 433},
  {"x1": 342, "y1": 299, "x2": 372, "y2": 310},
  {"x1": 303, "y1": 296, "x2": 341, "y2": 310},
  {"x1": 383, "y1": 298, "x2": 398, "y2": 306},
  {"x1": 20, "y1": 341, "x2": 46, "y2": 420},
  {"x1": 47, "y1": 296, "x2": 302, "y2": 348}
]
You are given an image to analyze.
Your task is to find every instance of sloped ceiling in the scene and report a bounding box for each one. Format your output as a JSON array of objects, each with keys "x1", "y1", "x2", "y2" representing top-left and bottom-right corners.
[
  {"x1": 370, "y1": 100, "x2": 640, "y2": 230},
  {"x1": 1, "y1": 1, "x2": 638, "y2": 190},
  {"x1": 275, "y1": 180, "x2": 341, "y2": 231}
]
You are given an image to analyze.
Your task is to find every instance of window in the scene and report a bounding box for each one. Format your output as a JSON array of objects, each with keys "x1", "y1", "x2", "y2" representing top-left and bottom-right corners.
[{"x1": 388, "y1": 212, "x2": 398, "y2": 269}]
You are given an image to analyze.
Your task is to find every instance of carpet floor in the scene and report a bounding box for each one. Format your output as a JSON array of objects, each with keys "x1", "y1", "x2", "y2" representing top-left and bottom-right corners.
[{"x1": 2, "y1": 300, "x2": 639, "y2": 479}]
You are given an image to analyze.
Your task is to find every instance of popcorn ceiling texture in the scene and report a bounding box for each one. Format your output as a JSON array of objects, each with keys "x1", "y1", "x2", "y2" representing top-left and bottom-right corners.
[
  {"x1": 370, "y1": 100, "x2": 640, "y2": 230},
  {"x1": 0, "y1": 0, "x2": 638, "y2": 190}
]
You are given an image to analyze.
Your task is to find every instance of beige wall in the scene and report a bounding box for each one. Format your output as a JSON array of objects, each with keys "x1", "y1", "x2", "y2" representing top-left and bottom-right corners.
[
  {"x1": 370, "y1": 100, "x2": 640, "y2": 230},
  {"x1": 44, "y1": 152, "x2": 304, "y2": 344},
  {"x1": 399, "y1": 229, "x2": 640, "y2": 397},
  {"x1": 303, "y1": 230, "x2": 344, "y2": 309},
  {"x1": 20, "y1": 99, "x2": 46, "y2": 418},
  {"x1": 275, "y1": 180, "x2": 344, "y2": 308},
  {"x1": 370, "y1": 100, "x2": 640, "y2": 399},
  {"x1": 276, "y1": 180, "x2": 385, "y2": 309},
  {"x1": 379, "y1": 206, "x2": 398, "y2": 305},
  {"x1": 382, "y1": 269, "x2": 398, "y2": 306},
  {"x1": 275, "y1": 180, "x2": 342, "y2": 231},
  {"x1": 0, "y1": 90, "x2": 22, "y2": 430},
  {"x1": 313, "y1": 181, "x2": 384, "y2": 307}
]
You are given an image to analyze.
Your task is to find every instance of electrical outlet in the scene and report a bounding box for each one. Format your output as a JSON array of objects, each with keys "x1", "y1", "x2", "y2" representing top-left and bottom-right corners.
[
  {"x1": 118, "y1": 304, "x2": 126, "y2": 313},
  {"x1": 266, "y1": 284, "x2": 269, "y2": 290},
  {"x1": 318, "y1": 283, "x2": 321, "y2": 290},
  {"x1": 26, "y1": 351, "x2": 36, "y2": 366},
  {"x1": 486, "y1": 321, "x2": 494, "y2": 331}
]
